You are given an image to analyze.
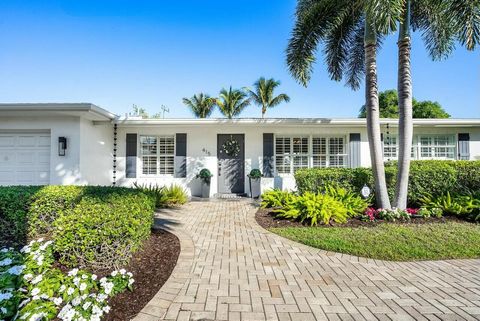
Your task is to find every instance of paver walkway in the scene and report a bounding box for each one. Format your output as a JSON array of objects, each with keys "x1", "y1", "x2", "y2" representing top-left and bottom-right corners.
[{"x1": 135, "y1": 199, "x2": 480, "y2": 321}]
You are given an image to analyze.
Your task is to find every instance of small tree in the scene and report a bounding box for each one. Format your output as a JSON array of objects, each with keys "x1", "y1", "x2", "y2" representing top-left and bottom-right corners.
[
  {"x1": 182, "y1": 93, "x2": 216, "y2": 118},
  {"x1": 358, "y1": 90, "x2": 450, "y2": 118},
  {"x1": 244, "y1": 77, "x2": 290, "y2": 118},
  {"x1": 216, "y1": 87, "x2": 251, "y2": 119}
]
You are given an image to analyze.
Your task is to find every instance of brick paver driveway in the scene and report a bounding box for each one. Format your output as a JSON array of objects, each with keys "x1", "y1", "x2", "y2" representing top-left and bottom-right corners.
[{"x1": 135, "y1": 199, "x2": 480, "y2": 321}]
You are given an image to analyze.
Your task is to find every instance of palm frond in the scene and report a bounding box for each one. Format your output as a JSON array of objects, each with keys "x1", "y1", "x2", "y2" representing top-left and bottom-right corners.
[
  {"x1": 286, "y1": 0, "x2": 343, "y2": 86},
  {"x1": 450, "y1": 0, "x2": 480, "y2": 50}
]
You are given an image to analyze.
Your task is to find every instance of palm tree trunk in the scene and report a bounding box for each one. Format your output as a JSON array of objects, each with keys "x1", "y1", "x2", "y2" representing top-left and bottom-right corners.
[
  {"x1": 364, "y1": 18, "x2": 392, "y2": 209},
  {"x1": 394, "y1": 0, "x2": 413, "y2": 209}
]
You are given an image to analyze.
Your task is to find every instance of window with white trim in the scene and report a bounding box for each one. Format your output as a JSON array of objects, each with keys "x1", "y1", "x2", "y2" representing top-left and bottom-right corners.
[
  {"x1": 383, "y1": 134, "x2": 398, "y2": 160},
  {"x1": 275, "y1": 136, "x2": 309, "y2": 174},
  {"x1": 140, "y1": 135, "x2": 175, "y2": 175},
  {"x1": 312, "y1": 137, "x2": 347, "y2": 168},
  {"x1": 418, "y1": 135, "x2": 455, "y2": 159},
  {"x1": 275, "y1": 135, "x2": 347, "y2": 174}
]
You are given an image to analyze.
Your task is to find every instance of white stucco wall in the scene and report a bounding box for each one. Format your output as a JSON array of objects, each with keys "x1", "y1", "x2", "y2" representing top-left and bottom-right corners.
[
  {"x1": 115, "y1": 124, "x2": 369, "y2": 195},
  {"x1": 79, "y1": 119, "x2": 114, "y2": 185}
]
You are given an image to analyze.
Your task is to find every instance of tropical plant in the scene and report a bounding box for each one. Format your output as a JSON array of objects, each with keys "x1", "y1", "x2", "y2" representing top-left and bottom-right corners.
[
  {"x1": 323, "y1": 184, "x2": 369, "y2": 217},
  {"x1": 358, "y1": 90, "x2": 450, "y2": 118},
  {"x1": 274, "y1": 192, "x2": 348, "y2": 226},
  {"x1": 216, "y1": 87, "x2": 250, "y2": 119},
  {"x1": 182, "y1": 93, "x2": 216, "y2": 118},
  {"x1": 244, "y1": 77, "x2": 290, "y2": 118},
  {"x1": 158, "y1": 184, "x2": 188, "y2": 207},
  {"x1": 260, "y1": 189, "x2": 296, "y2": 209},
  {"x1": 419, "y1": 192, "x2": 478, "y2": 216},
  {"x1": 196, "y1": 168, "x2": 213, "y2": 185},
  {"x1": 286, "y1": 0, "x2": 401, "y2": 209}
]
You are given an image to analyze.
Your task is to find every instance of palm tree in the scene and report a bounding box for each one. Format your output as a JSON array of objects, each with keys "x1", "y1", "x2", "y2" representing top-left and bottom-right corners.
[
  {"x1": 216, "y1": 87, "x2": 251, "y2": 119},
  {"x1": 394, "y1": 0, "x2": 480, "y2": 209},
  {"x1": 244, "y1": 77, "x2": 290, "y2": 118},
  {"x1": 286, "y1": 0, "x2": 401, "y2": 208},
  {"x1": 182, "y1": 93, "x2": 216, "y2": 118}
]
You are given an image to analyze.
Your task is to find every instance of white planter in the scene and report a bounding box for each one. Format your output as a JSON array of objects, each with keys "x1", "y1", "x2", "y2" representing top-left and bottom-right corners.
[
  {"x1": 249, "y1": 177, "x2": 261, "y2": 198},
  {"x1": 201, "y1": 182, "x2": 210, "y2": 198}
]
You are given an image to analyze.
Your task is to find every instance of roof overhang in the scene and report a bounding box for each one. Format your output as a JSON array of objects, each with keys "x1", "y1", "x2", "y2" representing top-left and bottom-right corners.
[
  {"x1": 114, "y1": 118, "x2": 480, "y2": 128},
  {"x1": 0, "y1": 103, "x2": 117, "y2": 121}
]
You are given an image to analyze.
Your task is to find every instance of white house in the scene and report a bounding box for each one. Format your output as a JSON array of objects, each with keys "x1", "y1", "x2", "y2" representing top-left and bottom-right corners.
[{"x1": 1, "y1": 103, "x2": 479, "y2": 196}]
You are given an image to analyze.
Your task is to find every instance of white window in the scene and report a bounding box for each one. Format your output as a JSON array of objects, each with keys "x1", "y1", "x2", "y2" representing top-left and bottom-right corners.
[
  {"x1": 418, "y1": 135, "x2": 456, "y2": 159},
  {"x1": 140, "y1": 136, "x2": 175, "y2": 175},
  {"x1": 275, "y1": 136, "x2": 309, "y2": 174},
  {"x1": 383, "y1": 134, "x2": 398, "y2": 160},
  {"x1": 312, "y1": 137, "x2": 347, "y2": 168},
  {"x1": 275, "y1": 135, "x2": 347, "y2": 174}
]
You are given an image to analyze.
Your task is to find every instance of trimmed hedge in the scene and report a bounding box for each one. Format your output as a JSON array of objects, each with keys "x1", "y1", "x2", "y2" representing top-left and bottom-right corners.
[
  {"x1": 54, "y1": 188, "x2": 155, "y2": 269},
  {"x1": 0, "y1": 186, "x2": 41, "y2": 247},
  {"x1": 295, "y1": 160, "x2": 480, "y2": 206},
  {"x1": 0, "y1": 186, "x2": 156, "y2": 269}
]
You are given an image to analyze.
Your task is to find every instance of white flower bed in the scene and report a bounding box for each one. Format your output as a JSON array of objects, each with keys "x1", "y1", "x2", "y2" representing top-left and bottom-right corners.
[{"x1": 0, "y1": 239, "x2": 134, "y2": 321}]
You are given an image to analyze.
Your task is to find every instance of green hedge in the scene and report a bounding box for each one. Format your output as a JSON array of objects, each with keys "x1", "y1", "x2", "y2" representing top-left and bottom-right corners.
[
  {"x1": 54, "y1": 188, "x2": 155, "y2": 269},
  {"x1": 295, "y1": 161, "x2": 480, "y2": 206},
  {"x1": 0, "y1": 186, "x2": 41, "y2": 247},
  {"x1": 0, "y1": 186, "x2": 156, "y2": 269}
]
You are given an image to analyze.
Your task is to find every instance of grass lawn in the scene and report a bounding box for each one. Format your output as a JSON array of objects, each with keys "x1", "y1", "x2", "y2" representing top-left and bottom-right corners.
[{"x1": 270, "y1": 221, "x2": 480, "y2": 261}]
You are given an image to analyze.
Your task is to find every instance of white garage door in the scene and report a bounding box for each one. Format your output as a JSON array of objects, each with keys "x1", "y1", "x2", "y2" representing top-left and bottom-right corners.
[{"x1": 0, "y1": 132, "x2": 51, "y2": 185}]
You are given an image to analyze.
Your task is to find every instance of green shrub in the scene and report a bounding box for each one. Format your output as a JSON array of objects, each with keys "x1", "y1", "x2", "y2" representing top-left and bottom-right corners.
[
  {"x1": 133, "y1": 182, "x2": 166, "y2": 208},
  {"x1": 260, "y1": 189, "x2": 296, "y2": 209},
  {"x1": 295, "y1": 160, "x2": 480, "y2": 206},
  {"x1": 158, "y1": 184, "x2": 188, "y2": 207},
  {"x1": 54, "y1": 188, "x2": 155, "y2": 269},
  {"x1": 419, "y1": 192, "x2": 478, "y2": 216},
  {"x1": 274, "y1": 192, "x2": 348, "y2": 226},
  {"x1": 28, "y1": 185, "x2": 84, "y2": 238},
  {"x1": 0, "y1": 186, "x2": 41, "y2": 247},
  {"x1": 324, "y1": 184, "x2": 369, "y2": 218},
  {"x1": 196, "y1": 168, "x2": 213, "y2": 184},
  {"x1": 248, "y1": 169, "x2": 263, "y2": 179}
]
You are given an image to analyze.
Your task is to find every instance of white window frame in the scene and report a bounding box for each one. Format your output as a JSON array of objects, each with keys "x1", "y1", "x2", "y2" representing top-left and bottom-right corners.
[
  {"x1": 416, "y1": 134, "x2": 456, "y2": 160},
  {"x1": 311, "y1": 136, "x2": 348, "y2": 168},
  {"x1": 139, "y1": 135, "x2": 175, "y2": 176},
  {"x1": 274, "y1": 135, "x2": 348, "y2": 175},
  {"x1": 382, "y1": 133, "x2": 457, "y2": 160}
]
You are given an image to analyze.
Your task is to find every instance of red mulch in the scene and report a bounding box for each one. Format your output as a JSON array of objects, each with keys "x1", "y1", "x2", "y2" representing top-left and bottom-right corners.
[
  {"x1": 104, "y1": 229, "x2": 180, "y2": 321},
  {"x1": 255, "y1": 207, "x2": 463, "y2": 229}
]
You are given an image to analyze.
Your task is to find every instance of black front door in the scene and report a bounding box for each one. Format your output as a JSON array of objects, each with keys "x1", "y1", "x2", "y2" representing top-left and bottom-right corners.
[{"x1": 217, "y1": 134, "x2": 245, "y2": 194}]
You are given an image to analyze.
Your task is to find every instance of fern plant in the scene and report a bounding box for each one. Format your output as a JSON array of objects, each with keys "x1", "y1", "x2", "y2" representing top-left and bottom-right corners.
[
  {"x1": 274, "y1": 192, "x2": 348, "y2": 226},
  {"x1": 323, "y1": 184, "x2": 369, "y2": 218}
]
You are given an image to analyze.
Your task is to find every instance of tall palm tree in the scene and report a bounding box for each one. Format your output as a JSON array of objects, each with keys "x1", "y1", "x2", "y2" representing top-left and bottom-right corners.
[
  {"x1": 244, "y1": 77, "x2": 291, "y2": 118},
  {"x1": 216, "y1": 87, "x2": 251, "y2": 119},
  {"x1": 182, "y1": 93, "x2": 216, "y2": 118},
  {"x1": 286, "y1": 0, "x2": 401, "y2": 208},
  {"x1": 394, "y1": 0, "x2": 480, "y2": 209}
]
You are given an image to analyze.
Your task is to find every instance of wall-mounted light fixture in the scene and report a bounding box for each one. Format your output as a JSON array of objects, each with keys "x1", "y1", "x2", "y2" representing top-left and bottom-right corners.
[{"x1": 58, "y1": 137, "x2": 67, "y2": 156}]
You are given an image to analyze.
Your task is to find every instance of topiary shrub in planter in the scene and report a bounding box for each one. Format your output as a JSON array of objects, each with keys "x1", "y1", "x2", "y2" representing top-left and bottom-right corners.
[
  {"x1": 196, "y1": 168, "x2": 213, "y2": 198},
  {"x1": 248, "y1": 169, "x2": 263, "y2": 199},
  {"x1": 53, "y1": 188, "x2": 155, "y2": 270}
]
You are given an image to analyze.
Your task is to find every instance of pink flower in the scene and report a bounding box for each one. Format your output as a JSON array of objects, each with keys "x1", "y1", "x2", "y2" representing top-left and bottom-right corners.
[
  {"x1": 364, "y1": 207, "x2": 377, "y2": 221},
  {"x1": 406, "y1": 208, "x2": 418, "y2": 215}
]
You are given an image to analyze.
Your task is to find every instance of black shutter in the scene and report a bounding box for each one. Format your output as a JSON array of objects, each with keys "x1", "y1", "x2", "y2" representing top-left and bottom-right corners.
[
  {"x1": 349, "y1": 133, "x2": 361, "y2": 168},
  {"x1": 263, "y1": 133, "x2": 274, "y2": 177},
  {"x1": 458, "y1": 133, "x2": 470, "y2": 160},
  {"x1": 126, "y1": 134, "x2": 137, "y2": 178},
  {"x1": 175, "y1": 133, "x2": 187, "y2": 178}
]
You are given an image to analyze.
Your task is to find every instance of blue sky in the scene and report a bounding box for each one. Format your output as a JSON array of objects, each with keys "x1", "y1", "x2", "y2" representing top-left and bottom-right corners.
[{"x1": 0, "y1": 0, "x2": 478, "y2": 118}]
